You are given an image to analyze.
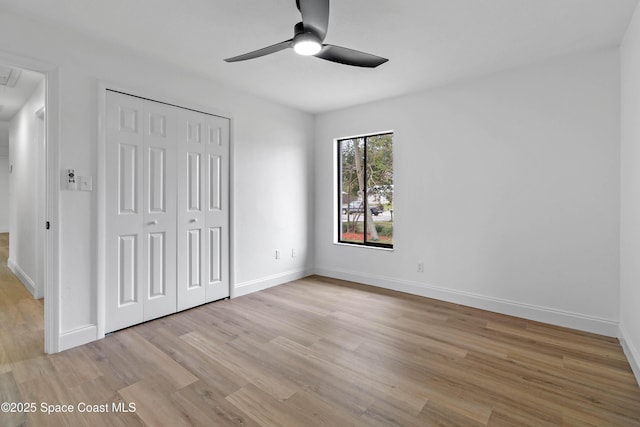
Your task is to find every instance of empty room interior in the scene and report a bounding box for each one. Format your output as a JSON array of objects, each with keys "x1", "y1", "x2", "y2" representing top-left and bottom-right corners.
[{"x1": 2, "y1": 0, "x2": 640, "y2": 425}]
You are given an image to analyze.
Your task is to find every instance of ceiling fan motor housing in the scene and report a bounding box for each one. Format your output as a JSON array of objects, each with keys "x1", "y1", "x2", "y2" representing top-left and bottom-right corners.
[{"x1": 294, "y1": 22, "x2": 321, "y2": 43}]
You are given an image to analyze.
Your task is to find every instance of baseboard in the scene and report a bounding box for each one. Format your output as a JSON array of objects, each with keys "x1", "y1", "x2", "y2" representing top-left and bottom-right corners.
[
  {"x1": 7, "y1": 257, "x2": 40, "y2": 298},
  {"x1": 59, "y1": 325, "x2": 98, "y2": 352},
  {"x1": 233, "y1": 268, "x2": 313, "y2": 298},
  {"x1": 619, "y1": 324, "x2": 640, "y2": 387},
  {"x1": 315, "y1": 267, "x2": 619, "y2": 337}
]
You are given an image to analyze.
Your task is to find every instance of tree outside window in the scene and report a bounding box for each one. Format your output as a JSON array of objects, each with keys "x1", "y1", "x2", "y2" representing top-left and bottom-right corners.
[{"x1": 338, "y1": 132, "x2": 393, "y2": 248}]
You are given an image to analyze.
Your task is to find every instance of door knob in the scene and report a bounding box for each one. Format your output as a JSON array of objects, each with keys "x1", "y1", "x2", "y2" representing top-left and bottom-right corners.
[
  {"x1": 148, "y1": 220, "x2": 158, "y2": 225},
  {"x1": 190, "y1": 218, "x2": 198, "y2": 223}
]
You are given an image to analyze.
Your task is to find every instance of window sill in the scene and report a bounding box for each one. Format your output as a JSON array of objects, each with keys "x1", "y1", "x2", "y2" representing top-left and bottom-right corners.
[{"x1": 333, "y1": 242, "x2": 394, "y2": 252}]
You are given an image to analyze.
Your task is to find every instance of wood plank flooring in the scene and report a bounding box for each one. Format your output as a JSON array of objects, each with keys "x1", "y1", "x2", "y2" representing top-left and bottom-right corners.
[{"x1": 1, "y1": 233, "x2": 639, "y2": 426}]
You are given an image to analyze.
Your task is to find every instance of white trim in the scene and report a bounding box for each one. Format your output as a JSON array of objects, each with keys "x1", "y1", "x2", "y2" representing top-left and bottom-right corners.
[
  {"x1": 619, "y1": 324, "x2": 640, "y2": 386},
  {"x1": 45, "y1": 66, "x2": 60, "y2": 353},
  {"x1": 97, "y1": 81, "x2": 233, "y2": 121},
  {"x1": 332, "y1": 242, "x2": 394, "y2": 251},
  {"x1": 314, "y1": 266, "x2": 619, "y2": 337},
  {"x1": 229, "y1": 113, "x2": 236, "y2": 303},
  {"x1": 233, "y1": 268, "x2": 313, "y2": 298},
  {"x1": 0, "y1": 50, "x2": 60, "y2": 353},
  {"x1": 35, "y1": 102, "x2": 45, "y2": 302},
  {"x1": 59, "y1": 325, "x2": 98, "y2": 351},
  {"x1": 7, "y1": 257, "x2": 38, "y2": 298},
  {"x1": 96, "y1": 84, "x2": 107, "y2": 340},
  {"x1": 336, "y1": 129, "x2": 395, "y2": 141}
]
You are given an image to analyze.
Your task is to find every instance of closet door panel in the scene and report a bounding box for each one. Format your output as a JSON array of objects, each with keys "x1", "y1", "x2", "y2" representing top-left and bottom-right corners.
[
  {"x1": 147, "y1": 231, "x2": 166, "y2": 297},
  {"x1": 187, "y1": 152, "x2": 201, "y2": 211},
  {"x1": 187, "y1": 229, "x2": 201, "y2": 287},
  {"x1": 142, "y1": 100, "x2": 177, "y2": 321},
  {"x1": 117, "y1": 235, "x2": 138, "y2": 305},
  {"x1": 204, "y1": 116, "x2": 230, "y2": 302},
  {"x1": 105, "y1": 91, "x2": 145, "y2": 333},
  {"x1": 208, "y1": 226, "x2": 221, "y2": 284},
  {"x1": 118, "y1": 144, "x2": 138, "y2": 214},
  {"x1": 208, "y1": 154, "x2": 221, "y2": 211},
  {"x1": 177, "y1": 110, "x2": 207, "y2": 310}
]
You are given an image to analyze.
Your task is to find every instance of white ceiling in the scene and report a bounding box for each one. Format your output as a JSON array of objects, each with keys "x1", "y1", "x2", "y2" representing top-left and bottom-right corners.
[
  {"x1": 0, "y1": 0, "x2": 638, "y2": 114},
  {"x1": 0, "y1": 68, "x2": 44, "y2": 122}
]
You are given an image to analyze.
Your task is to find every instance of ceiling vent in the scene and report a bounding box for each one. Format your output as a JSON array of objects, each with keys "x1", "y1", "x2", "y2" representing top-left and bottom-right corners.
[{"x1": 0, "y1": 66, "x2": 21, "y2": 88}]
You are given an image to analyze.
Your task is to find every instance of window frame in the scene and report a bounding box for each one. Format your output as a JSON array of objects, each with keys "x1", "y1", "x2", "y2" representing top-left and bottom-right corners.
[{"x1": 336, "y1": 131, "x2": 394, "y2": 249}]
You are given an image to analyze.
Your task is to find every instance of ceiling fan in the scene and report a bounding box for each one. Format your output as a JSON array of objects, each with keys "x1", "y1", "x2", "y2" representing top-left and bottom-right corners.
[{"x1": 224, "y1": 0, "x2": 388, "y2": 68}]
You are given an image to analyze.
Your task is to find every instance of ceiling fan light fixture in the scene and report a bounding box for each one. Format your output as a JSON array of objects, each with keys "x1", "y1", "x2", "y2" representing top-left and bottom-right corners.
[
  {"x1": 293, "y1": 34, "x2": 322, "y2": 56},
  {"x1": 224, "y1": 0, "x2": 388, "y2": 67}
]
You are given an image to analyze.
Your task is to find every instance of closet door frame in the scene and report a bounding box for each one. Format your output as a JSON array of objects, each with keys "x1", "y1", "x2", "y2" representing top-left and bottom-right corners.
[{"x1": 97, "y1": 83, "x2": 234, "y2": 339}]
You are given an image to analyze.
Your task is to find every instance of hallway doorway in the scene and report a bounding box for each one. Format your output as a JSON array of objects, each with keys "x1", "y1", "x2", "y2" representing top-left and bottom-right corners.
[{"x1": 0, "y1": 57, "x2": 57, "y2": 353}]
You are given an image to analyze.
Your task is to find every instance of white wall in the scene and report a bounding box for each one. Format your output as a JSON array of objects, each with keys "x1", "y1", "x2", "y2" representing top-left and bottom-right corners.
[
  {"x1": 0, "y1": 11, "x2": 315, "y2": 350},
  {"x1": 8, "y1": 80, "x2": 44, "y2": 296},
  {"x1": 315, "y1": 48, "x2": 621, "y2": 336},
  {"x1": 0, "y1": 155, "x2": 8, "y2": 232},
  {"x1": 620, "y1": 1, "x2": 640, "y2": 384},
  {"x1": 0, "y1": 121, "x2": 9, "y2": 232},
  {"x1": 0, "y1": 8, "x2": 627, "y2": 355}
]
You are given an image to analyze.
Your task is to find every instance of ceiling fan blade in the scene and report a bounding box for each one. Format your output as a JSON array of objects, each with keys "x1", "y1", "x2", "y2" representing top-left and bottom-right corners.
[
  {"x1": 224, "y1": 39, "x2": 292, "y2": 62},
  {"x1": 315, "y1": 45, "x2": 388, "y2": 68},
  {"x1": 296, "y1": 0, "x2": 329, "y2": 40}
]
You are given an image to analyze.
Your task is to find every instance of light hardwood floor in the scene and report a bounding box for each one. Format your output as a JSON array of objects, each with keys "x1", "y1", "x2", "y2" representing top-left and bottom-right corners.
[{"x1": 1, "y1": 233, "x2": 639, "y2": 426}]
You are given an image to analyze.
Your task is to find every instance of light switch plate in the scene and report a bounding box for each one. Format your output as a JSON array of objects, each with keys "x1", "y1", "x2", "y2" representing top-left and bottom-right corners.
[{"x1": 79, "y1": 175, "x2": 93, "y2": 191}]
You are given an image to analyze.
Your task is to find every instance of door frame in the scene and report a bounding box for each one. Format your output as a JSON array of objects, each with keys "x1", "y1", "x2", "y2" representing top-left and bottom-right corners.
[
  {"x1": 96, "y1": 82, "x2": 234, "y2": 339},
  {"x1": 0, "y1": 50, "x2": 61, "y2": 353}
]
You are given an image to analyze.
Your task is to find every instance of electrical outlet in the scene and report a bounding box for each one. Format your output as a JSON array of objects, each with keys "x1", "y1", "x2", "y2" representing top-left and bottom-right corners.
[
  {"x1": 417, "y1": 262, "x2": 424, "y2": 273},
  {"x1": 275, "y1": 250, "x2": 280, "y2": 259},
  {"x1": 292, "y1": 248, "x2": 297, "y2": 258}
]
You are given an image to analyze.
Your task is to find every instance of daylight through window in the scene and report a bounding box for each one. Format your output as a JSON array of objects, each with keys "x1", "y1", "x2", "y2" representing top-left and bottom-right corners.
[{"x1": 338, "y1": 132, "x2": 393, "y2": 248}]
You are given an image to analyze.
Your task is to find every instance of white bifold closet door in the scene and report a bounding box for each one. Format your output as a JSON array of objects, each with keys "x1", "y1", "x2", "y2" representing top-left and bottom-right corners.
[
  {"x1": 177, "y1": 109, "x2": 230, "y2": 311},
  {"x1": 105, "y1": 90, "x2": 229, "y2": 333}
]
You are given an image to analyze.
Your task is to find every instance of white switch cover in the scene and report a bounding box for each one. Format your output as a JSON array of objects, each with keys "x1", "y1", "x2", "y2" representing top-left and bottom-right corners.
[{"x1": 79, "y1": 175, "x2": 93, "y2": 191}]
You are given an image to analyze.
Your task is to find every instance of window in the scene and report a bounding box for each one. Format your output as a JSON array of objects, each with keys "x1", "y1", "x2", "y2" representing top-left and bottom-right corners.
[{"x1": 338, "y1": 132, "x2": 393, "y2": 248}]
